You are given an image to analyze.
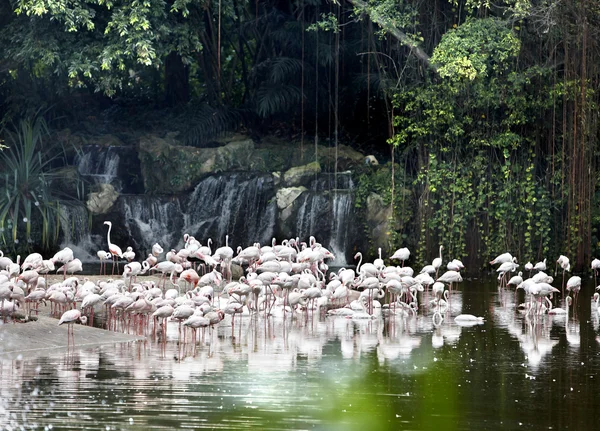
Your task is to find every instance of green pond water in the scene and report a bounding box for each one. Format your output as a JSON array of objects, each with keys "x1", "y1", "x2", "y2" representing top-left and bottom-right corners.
[{"x1": 2, "y1": 278, "x2": 600, "y2": 430}]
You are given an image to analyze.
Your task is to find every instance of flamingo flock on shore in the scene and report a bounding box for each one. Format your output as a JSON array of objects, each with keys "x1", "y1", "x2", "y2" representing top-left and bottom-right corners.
[{"x1": 1, "y1": 220, "x2": 600, "y2": 349}]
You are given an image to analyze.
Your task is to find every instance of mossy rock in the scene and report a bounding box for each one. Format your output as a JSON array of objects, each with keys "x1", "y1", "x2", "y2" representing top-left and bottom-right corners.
[
  {"x1": 50, "y1": 166, "x2": 82, "y2": 197},
  {"x1": 283, "y1": 161, "x2": 321, "y2": 187},
  {"x1": 138, "y1": 134, "x2": 256, "y2": 194}
]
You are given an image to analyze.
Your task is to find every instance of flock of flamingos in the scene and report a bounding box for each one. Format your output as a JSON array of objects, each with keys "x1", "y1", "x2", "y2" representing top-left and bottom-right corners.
[{"x1": 1, "y1": 219, "x2": 600, "y2": 349}]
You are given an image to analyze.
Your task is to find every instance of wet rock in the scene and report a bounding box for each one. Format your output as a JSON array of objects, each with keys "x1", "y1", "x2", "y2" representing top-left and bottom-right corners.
[
  {"x1": 283, "y1": 162, "x2": 321, "y2": 187},
  {"x1": 366, "y1": 193, "x2": 392, "y2": 250},
  {"x1": 87, "y1": 183, "x2": 119, "y2": 214},
  {"x1": 138, "y1": 134, "x2": 256, "y2": 194},
  {"x1": 272, "y1": 172, "x2": 282, "y2": 186},
  {"x1": 276, "y1": 187, "x2": 307, "y2": 211},
  {"x1": 50, "y1": 166, "x2": 81, "y2": 197}
]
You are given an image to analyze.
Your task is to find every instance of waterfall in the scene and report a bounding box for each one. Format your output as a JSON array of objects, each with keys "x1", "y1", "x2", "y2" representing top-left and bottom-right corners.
[
  {"x1": 184, "y1": 174, "x2": 277, "y2": 249},
  {"x1": 75, "y1": 146, "x2": 121, "y2": 189},
  {"x1": 293, "y1": 172, "x2": 355, "y2": 265},
  {"x1": 295, "y1": 193, "x2": 330, "y2": 244},
  {"x1": 328, "y1": 190, "x2": 354, "y2": 266},
  {"x1": 59, "y1": 205, "x2": 97, "y2": 261},
  {"x1": 120, "y1": 196, "x2": 185, "y2": 255}
]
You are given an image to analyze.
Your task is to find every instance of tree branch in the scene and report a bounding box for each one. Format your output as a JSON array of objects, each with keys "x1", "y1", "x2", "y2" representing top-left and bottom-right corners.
[{"x1": 347, "y1": 0, "x2": 435, "y2": 71}]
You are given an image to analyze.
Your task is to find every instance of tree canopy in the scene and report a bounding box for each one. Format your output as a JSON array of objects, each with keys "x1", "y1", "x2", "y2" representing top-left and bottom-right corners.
[{"x1": 1, "y1": 0, "x2": 599, "y2": 268}]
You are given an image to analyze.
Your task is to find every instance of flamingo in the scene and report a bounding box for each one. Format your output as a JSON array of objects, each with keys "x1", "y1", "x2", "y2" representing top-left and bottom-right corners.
[
  {"x1": 566, "y1": 276, "x2": 581, "y2": 305},
  {"x1": 592, "y1": 258, "x2": 600, "y2": 285},
  {"x1": 97, "y1": 250, "x2": 111, "y2": 276},
  {"x1": 432, "y1": 245, "x2": 443, "y2": 277},
  {"x1": 533, "y1": 258, "x2": 547, "y2": 272},
  {"x1": 152, "y1": 243, "x2": 164, "y2": 257},
  {"x1": 390, "y1": 247, "x2": 410, "y2": 267},
  {"x1": 490, "y1": 252, "x2": 513, "y2": 266},
  {"x1": 123, "y1": 262, "x2": 143, "y2": 287},
  {"x1": 51, "y1": 248, "x2": 73, "y2": 280},
  {"x1": 81, "y1": 293, "x2": 102, "y2": 326},
  {"x1": 21, "y1": 253, "x2": 43, "y2": 271},
  {"x1": 549, "y1": 296, "x2": 571, "y2": 316},
  {"x1": 56, "y1": 259, "x2": 83, "y2": 277},
  {"x1": 213, "y1": 235, "x2": 234, "y2": 280},
  {"x1": 123, "y1": 246, "x2": 136, "y2": 262},
  {"x1": 58, "y1": 309, "x2": 87, "y2": 350},
  {"x1": 104, "y1": 221, "x2": 123, "y2": 275},
  {"x1": 0, "y1": 251, "x2": 14, "y2": 271}
]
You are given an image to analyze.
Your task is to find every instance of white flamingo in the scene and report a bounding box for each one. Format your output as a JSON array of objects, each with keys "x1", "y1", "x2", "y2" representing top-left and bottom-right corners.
[{"x1": 104, "y1": 221, "x2": 123, "y2": 275}]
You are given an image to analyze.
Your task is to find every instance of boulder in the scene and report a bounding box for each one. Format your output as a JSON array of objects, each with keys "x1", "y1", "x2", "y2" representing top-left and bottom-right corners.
[
  {"x1": 138, "y1": 134, "x2": 256, "y2": 194},
  {"x1": 276, "y1": 186, "x2": 308, "y2": 230},
  {"x1": 283, "y1": 162, "x2": 321, "y2": 187},
  {"x1": 86, "y1": 184, "x2": 119, "y2": 214},
  {"x1": 365, "y1": 193, "x2": 392, "y2": 250},
  {"x1": 276, "y1": 187, "x2": 307, "y2": 211},
  {"x1": 50, "y1": 166, "x2": 81, "y2": 197}
]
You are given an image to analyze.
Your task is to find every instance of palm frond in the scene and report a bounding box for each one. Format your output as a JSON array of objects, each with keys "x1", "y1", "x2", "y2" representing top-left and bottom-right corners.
[
  {"x1": 255, "y1": 84, "x2": 303, "y2": 118},
  {"x1": 183, "y1": 105, "x2": 255, "y2": 147}
]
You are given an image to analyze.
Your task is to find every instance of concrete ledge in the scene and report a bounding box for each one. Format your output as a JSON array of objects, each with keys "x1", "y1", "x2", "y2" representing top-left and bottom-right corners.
[{"x1": 0, "y1": 316, "x2": 145, "y2": 359}]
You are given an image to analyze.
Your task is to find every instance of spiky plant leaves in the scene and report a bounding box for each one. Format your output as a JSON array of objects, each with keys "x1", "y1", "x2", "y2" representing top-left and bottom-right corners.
[{"x1": 0, "y1": 116, "x2": 83, "y2": 251}]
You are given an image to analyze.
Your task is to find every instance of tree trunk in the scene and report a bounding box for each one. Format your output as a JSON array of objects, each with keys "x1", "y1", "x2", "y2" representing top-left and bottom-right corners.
[{"x1": 164, "y1": 52, "x2": 190, "y2": 107}]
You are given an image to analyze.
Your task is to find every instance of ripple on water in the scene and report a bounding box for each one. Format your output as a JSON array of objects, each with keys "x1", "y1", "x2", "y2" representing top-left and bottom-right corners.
[{"x1": 2, "y1": 281, "x2": 600, "y2": 430}]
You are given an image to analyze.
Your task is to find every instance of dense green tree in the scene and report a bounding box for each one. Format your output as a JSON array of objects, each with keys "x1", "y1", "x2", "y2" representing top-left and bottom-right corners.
[{"x1": 1, "y1": 0, "x2": 599, "y2": 267}]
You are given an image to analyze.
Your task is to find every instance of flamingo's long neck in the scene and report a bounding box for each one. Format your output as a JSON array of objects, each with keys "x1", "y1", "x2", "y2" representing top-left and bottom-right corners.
[
  {"x1": 356, "y1": 253, "x2": 362, "y2": 274},
  {"x1": 107, "y1": 223, "x2": 112, "y2": 248},
  {"x1": 439, "y1": 246, "x2": 443, "y2": 261}
]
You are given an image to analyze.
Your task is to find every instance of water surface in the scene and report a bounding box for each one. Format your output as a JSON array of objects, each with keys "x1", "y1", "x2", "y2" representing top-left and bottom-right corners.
[{"x1": 2, "y1": 278, "x2": 600, "y2": 430}]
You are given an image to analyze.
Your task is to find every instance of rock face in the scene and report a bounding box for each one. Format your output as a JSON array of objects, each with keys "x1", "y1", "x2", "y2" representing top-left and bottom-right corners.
[
  {"x1": 276, "y1": 186, "x2": 308, "y2": 227},
  {"x1": 138, "y1": 135, "x2": 256, "y2": 194},
  {"x1": 366, "y1": 193, "x2": 392, "y2": 251},
  {"x1": 51, "y1": 166, "x2": 81, "y2": 197},
  {"x1": 51, "y1": 128, "x2": 378, "y2": 264},
  {"x1": 86, "y1": 184, "x2": 119, "y2": 215},
  {"x1": 282, "y1": 162, "x2": 321, "y2": 187}
]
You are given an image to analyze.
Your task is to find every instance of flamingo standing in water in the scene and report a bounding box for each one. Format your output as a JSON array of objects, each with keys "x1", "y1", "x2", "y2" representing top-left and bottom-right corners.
[
  {"x1": 592, "y1": 258, "x2": 600, "y2": 285},
  {"x1": 104, "y1": 221, "x2": 123, "y2": 275}
]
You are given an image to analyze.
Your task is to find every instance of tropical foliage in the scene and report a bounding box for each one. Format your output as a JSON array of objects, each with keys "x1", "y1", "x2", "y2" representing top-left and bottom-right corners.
[
  {"x1": 0, "y1": 0, "x2": 599, "y2": 268},
  {"x1": 0, "y1": 117, "x2": 82, "y2": 251}
]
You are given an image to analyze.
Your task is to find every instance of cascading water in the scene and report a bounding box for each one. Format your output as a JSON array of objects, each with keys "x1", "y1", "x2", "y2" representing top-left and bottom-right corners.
[
  {"x1": 328, "y1": 190, "x2": 354, "y2": 266},
  {"x1": 75, "y1": 146, "x2": 121, "y2": 190},
  {"x1": 295, "y1": 193, "x2": 330, "y2": 244},
  {"x1": 75, "y1": 145, "x2": 144, "y2": 193},
  {"x1": 120, "y1": 196, "x2": 184, "y2": 256},
  {"x1": 184, "y1": 174, "x2": 277, "y2": 249},
  {"x1": 64, "y1": 160, "x2": 357, "y2": 265},
  {"x1": 59, "y1": 205, "x2": 98, "y2": 261},
  {"x1": 294, "y1": 172, "x2": 355, "y2": 265}
]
